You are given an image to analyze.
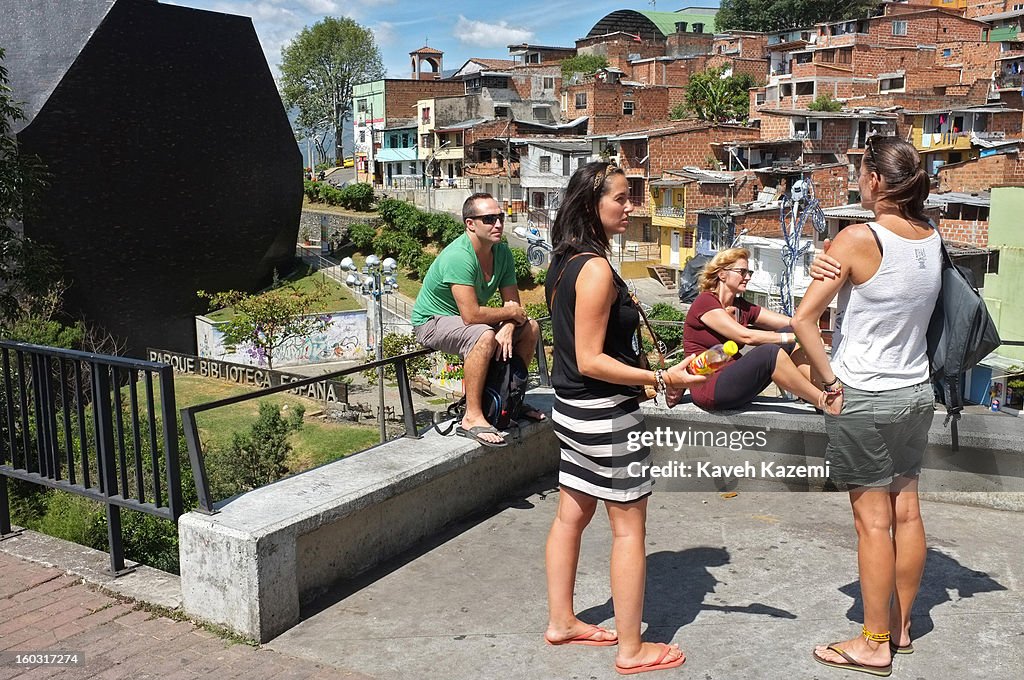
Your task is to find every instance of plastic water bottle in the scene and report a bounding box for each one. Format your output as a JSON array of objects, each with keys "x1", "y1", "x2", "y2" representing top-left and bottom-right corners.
[{"x1": 686, "y1": 341, "x2": 739, "y2": 375}]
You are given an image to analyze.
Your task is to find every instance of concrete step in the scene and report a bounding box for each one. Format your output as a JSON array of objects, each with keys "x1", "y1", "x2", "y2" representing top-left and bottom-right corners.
[{"x1": 651, "y1": 265, "x2": 676, "y2": 289}]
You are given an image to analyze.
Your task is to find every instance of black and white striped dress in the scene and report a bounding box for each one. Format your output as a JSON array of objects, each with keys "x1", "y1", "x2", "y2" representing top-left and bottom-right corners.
[{"x1": 545, "y1": 252, "x2": 653, "y2": 503}]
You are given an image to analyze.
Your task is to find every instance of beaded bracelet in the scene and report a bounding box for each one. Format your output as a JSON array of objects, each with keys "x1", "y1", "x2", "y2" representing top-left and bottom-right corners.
[{"x1": 654, "y1": 369, "x2": 667, "y2": 394}]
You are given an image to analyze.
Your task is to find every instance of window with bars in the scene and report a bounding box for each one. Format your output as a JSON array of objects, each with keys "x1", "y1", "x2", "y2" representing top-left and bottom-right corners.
[{"x1": 540, "y1": 156, "x2": 551, "y2": 172}]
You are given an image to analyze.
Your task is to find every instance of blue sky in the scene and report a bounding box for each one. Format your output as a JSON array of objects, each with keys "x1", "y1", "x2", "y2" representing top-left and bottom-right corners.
[{"x1": 166, "y1": 1, "x2": 721, "y2": 78}]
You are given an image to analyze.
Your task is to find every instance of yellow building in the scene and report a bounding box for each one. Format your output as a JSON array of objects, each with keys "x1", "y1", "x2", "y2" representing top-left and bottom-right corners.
[
  {"x1": 905, "y1": 105, "x2": 1020, "y2": 174},
  {"x1": 650, "y1": 179, "x2": 697, "y2": 271}
]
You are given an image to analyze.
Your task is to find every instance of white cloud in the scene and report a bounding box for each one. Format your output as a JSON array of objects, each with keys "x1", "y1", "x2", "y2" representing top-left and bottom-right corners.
[
  {"x1": 371, "y1": 21, "x2": 397, "y2": 47},
  {"x1": 294, "y1": 0, "x2": 338, "y2": 12},
  {"x1": 453, "y1": 15, "x2": 533, "y2": 48}
]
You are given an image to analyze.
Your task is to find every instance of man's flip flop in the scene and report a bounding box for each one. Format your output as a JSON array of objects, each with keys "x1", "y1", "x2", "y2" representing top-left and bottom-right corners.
[
  {"x1": 455, "y1": 425, "x2": 507, "y2": 448},
  {"x1": 544, "y1": 624, "x2": 617, "y2": 647},
  {"x1": 812, "y1": 644, "x2": 892, "y2": 677},
  {"x1": 615, "y1": 643, "x2": 685, "y2": 675},
  {"x1": 519, "y1": 403, "x2": 547, "y2": 422}
]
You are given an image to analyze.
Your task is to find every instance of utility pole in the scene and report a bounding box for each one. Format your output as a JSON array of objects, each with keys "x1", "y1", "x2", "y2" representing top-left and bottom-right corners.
[{"x1": 367, "y1": 97, "x2": 376, "y2": 186}]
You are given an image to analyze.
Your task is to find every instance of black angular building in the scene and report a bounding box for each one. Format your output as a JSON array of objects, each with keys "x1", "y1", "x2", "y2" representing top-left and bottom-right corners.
[{"x1": 2, "y1": 0, "x2": 302, "y2": 355}]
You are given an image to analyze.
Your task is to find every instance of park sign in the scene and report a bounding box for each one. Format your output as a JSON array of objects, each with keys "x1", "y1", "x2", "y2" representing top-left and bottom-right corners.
[{"x1": 148, "y1": 349, "x2": 348, "y2": 405}]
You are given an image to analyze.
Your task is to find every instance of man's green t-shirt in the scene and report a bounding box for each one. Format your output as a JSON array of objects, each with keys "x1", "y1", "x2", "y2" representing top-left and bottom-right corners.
[{"x1": 412, "y1": 233, "x2": 517, "y2": 326}]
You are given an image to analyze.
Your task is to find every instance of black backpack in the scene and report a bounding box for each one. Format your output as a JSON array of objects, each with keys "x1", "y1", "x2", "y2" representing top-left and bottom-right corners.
[
  {"x1": 435, "y1": 356, "x2": 528, "y2": 434},
  {"x1": 927, "y1": 239, "x2": 1001, "y2": 450}
]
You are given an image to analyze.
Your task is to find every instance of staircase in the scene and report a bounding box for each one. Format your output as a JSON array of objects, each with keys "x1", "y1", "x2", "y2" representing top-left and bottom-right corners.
[{"x1": 651, "y1": 265, "x2": 676, "y2": 290}]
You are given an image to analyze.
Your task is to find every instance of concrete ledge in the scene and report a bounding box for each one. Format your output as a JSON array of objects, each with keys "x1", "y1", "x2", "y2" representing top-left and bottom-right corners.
[
  {"x1": 0, "y1": 528, "x2": 182, "y2": 610},
  {"x1": 641, "y1": 397, "x2": 1024, "y2": 509},
  {"x1": 178, "y1": 396, "x2": 558, "y2": 643}
]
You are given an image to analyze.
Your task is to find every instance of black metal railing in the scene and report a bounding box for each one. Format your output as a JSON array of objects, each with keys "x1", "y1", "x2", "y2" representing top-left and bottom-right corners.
[
  {"x1": 0, "y1": 340, "x2": 183, "y2": 574},
  {"x1": 182, "y1": 349, "x2": 435, "y2": 514}
]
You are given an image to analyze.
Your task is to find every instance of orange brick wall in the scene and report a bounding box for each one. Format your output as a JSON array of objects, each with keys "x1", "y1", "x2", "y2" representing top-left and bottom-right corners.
[
  {"x1": 964, "y1": 0, "x2": 1010, "y2": 19},
  {"x1": 937, "y1": 153, "x2": 1024, "y2": 192},
  {"x1": 665, "y1": 32, "x2": 714, "y2": 58},
  {"x1": 759, "y1": 112, "x2": 795, "y2": 140},
  {"x1": 630, "y1": 58, "x2": 708, "y2": 88},
  {"x1": 647, "y1": 126, "x2": 760, "y2": 176},
  {"x1": 567, "y1": 81, "x2": 672, "y2": 134},
  {"x1": 817, "y1": 12, "x2": 985, "y2": 50},
  {"x1": 384, "y1": 79, "x2": 465, "y2": 124},
  {"x1": 938, "y1": 218, "x2": 989, "y2": 247},
  {"x1": 683, "y1": 176, "x2": 762, "y2": 225},
  {"x1": 735, "y1": 211, "x2": 785, "y2": 237},
  {"x1": 575, "y1": 36, "x2": 666, "y2": 72},
  {"x1": 510, "y1": 68, "x2": 562, "y2": 100}
]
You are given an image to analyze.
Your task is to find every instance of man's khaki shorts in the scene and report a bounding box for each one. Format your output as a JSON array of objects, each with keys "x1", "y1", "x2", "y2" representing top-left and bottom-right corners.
[{"x1": 414, "y1": 315, "x2": 529, "y2": 359}]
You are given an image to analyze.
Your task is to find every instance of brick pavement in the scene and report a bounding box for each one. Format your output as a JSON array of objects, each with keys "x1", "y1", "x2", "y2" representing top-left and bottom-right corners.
[{"x1": 0, "y1": 552, "x2": 372, "y2": 680}]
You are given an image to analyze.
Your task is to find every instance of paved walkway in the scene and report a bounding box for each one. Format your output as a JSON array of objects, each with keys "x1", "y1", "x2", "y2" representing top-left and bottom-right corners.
[
  {"x1": 5, "y1": 480, "x2": 1018, "y2": 680},
  {"x1": 0, "y1": 551, "x2": 369, "y2": 680}
]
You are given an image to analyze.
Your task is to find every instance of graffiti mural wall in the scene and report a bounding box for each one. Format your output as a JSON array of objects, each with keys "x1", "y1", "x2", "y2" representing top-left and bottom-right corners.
[{"x1": 196, "y1": 310, "x2": 368, "y2": 368}]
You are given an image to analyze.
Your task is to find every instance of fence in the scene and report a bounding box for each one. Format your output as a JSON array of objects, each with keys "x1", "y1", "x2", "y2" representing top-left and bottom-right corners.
[
  {"x1": 613, "y1": 242, "x2": 660, "y2": 262},
  {"x1": 181, "y1": 349, "x2": 434, "y2": 513},
  {"x1": 297, "y1": 246, "x2": 415, "y2": 323},
  {"x1": 0, "y1": 340, "x2": 185, "y2": 574}
]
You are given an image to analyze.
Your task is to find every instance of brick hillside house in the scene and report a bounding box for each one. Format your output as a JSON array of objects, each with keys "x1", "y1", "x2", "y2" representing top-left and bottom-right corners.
[
  {"x1": 761, "y1": 7, "x2": 991, "y2": 112},
  {"x1": 900, "y1": 103, "x2": 1022, "y2": 173},
  {"x1": 353, "y1": 77, "x2": 465, "y2": 183}
]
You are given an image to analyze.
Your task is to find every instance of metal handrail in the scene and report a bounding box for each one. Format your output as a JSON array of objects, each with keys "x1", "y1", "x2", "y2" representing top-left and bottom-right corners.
[
  {"x1": 0, "y1": 340, "x2": 182, "y2": 575},
  {"x1": 182, "y1": 349, "x2": 432, "y2": 514}
]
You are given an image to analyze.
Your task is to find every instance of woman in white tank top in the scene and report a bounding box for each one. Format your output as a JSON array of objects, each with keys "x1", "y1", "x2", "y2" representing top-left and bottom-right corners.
[{"x1": 792, "y1": 136, "x2": 941, "y2": 677}]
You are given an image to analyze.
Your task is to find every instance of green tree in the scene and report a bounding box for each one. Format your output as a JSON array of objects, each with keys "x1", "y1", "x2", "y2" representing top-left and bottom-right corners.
[
  {"x1": 207, "y1": 402, "x2": 305, "y2": 498},
  {"x1": 198, "y1": 283, "x2": 331, "y2": 370},
  {"x1": 362, "y1": 332, "x2": 431, "y2": 384},
  {"x1": 0, "y1": 46, "x2": 51, "y2": 323},
  {"x1": 684, "y1": 67, "x2": 758, "y2": 123},
  {"x1": 649, "y1": 303, "x2": 686, "y2": 352},
  {"x1": 280, "y1": 18, "x2": 385, "y2": 164},
  {"x1": 560, "y1": 54, "x2": 609, "y2": 81},
  {"x1": 717, "y1": 0, "x2": 883, "y2": 33},
  {"x1": 510, "y1": 247, "x2": 531, "y2": 283},
  {"x1": 809, "y1": 92, "x2": 843, "y2": 112},
  {"x1": 669, "y1": 103, "x2": 688, "y2": 120}
]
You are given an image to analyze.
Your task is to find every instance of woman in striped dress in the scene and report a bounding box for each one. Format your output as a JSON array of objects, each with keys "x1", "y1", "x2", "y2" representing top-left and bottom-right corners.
[{"x1": 542, "y1": 162, "x2": 706, "y2": 675}]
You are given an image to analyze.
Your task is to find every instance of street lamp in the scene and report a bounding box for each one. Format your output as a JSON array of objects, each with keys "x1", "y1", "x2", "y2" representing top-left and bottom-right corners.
[{"x1": 340, "y1": 255, "x2": 398, "y2": 442}]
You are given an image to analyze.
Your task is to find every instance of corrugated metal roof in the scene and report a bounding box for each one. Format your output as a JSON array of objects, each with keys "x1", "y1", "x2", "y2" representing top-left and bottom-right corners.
[
  {"x1": 927, "y1": 191, "x2": 991, "y2": 207},
  {"x1": 975, "y1": 9, "x2": 1024, "y2": 22},
  {"x1": 904, "y1": 106, "x2": 1022, "y2": 115},
  {"x1": 524, "y1": 139, "x2": 592, "y2": 152},
  {"x1": 822, "y1": 203, "x2": 874, "y2": 219},
  {"x1": 435, "y1": 118, "x2": 489, "y2": 132},
  {"x1": 521, "y1": 116, "x2": 589, "y2": 131},
  {"x1": 978, "y1": 352, "x2": 1024, "y2": 376},
  {"x1": 759, "y1": 109, "x2": 898, "y2": 119}
]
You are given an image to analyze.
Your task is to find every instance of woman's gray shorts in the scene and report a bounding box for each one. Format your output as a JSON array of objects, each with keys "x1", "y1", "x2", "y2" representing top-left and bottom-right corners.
[{"x1": 824, "y1": 380, "x2": 934, "y2": 487}]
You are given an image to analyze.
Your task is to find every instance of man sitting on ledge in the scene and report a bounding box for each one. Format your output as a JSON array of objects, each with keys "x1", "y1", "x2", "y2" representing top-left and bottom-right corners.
[{"x1": 412, "y1": 193, "x2": 543, "y2": 448}]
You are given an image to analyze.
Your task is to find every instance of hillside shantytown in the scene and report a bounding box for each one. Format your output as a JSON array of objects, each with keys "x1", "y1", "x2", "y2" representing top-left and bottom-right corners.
[{"x1": 352, "y1": 1, "x2": 1024, "y2": 405}]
